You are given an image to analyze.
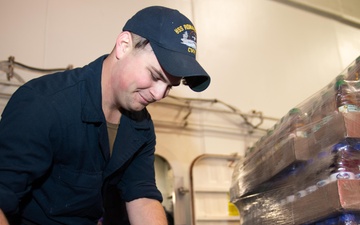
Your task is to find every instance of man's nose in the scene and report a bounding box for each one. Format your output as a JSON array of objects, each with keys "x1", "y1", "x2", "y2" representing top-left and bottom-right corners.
[{"x1": 151, "y1": 82, "x2": 169, "y2": 101}]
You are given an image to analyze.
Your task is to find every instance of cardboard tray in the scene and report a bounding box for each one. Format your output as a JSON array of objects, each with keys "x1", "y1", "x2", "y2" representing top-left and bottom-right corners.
[
  {"x1": 234, "y1": 180, "x2": 360, "y2": 225},
  {"x1": 232, "y1": 112, "x2": 360, "y2": 198}
]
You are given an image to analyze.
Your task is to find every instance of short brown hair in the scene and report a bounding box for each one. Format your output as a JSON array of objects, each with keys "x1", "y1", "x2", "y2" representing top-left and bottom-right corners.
[{"x1": 131, "y1": 33, "x2": 149, "y2": 49}]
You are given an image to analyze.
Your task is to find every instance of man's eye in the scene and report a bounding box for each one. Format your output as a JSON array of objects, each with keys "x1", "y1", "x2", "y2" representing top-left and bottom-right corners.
[{"x1": 150, "y1": 73, "x2": 158, "y2": 81}]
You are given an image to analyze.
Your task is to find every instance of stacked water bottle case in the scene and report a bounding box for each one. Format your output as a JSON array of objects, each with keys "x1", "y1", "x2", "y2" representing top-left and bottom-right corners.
[{"x1": 230, "y1": 56, "x2": 360, "y2": 224}]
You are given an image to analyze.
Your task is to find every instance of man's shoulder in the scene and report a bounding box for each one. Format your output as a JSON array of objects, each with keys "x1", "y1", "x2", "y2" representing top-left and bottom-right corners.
[{"x1": 22, "y1": 55, "x2": 106, "y2": 96}]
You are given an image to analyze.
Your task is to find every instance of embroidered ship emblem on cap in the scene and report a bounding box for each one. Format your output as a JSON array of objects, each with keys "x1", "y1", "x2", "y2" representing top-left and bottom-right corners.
[{"x1": 181, "y1": 31, "x2": 197, "y2": 49}]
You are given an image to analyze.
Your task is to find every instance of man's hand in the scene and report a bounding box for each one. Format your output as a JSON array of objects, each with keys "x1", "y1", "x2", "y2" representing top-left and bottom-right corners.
[
  {"x1": 0, "y1": 209, "x2": 9, "y2": 225},
  {"x1": 126, "y1": 198, "x2": 167, "y2": 225}
]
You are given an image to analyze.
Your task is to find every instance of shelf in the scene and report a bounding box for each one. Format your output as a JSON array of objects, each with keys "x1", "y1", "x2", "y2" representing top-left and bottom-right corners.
[
  {"x1": 194, "y1": 187, "x2": 230, "y2": 193},
  {"x1": 196, "y1": 215, "x2": 240, "y2": 221}
]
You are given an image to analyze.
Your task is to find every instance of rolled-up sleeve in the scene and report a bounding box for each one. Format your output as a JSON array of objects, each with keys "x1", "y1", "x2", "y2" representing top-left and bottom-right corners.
[
  {"x1": 119, "y1": 147, "x2": 162, "y2": 202},
  {"x1": 117, "y1": 121, "x2": 162, "y2": 203}
]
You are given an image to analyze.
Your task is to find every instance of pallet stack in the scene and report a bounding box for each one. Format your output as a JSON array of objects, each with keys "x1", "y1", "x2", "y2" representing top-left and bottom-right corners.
[{"x1": 230, "y1": 56, "x2": 360, "y2": 224}]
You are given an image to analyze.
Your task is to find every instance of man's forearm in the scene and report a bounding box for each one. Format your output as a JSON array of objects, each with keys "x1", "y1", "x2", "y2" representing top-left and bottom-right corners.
[
  {"x1": 0, "y1": 209, "x2": 9, "y2": 225},
  {"x1": 126, "y1": 198, "x2": 167, "y2": 225}
]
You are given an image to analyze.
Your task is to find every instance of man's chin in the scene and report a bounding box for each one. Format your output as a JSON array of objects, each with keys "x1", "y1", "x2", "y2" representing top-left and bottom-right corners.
[{"x1": 129, "y1": 104, "x2": 146, "y2": 112}]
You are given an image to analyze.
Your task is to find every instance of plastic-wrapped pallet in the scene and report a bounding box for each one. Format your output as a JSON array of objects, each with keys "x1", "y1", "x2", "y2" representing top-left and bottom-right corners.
[{"x1": 230, "y1": 56, "x2": 360, "y2": 224}]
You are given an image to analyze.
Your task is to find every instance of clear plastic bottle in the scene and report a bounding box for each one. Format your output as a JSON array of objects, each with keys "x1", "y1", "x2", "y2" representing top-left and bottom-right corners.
[
  {"x1": 330, "y1": 140, "x2": 356, "y2": 181},
  {"x1": 354, "y1": 80, "x2": 360, "y2": 106},
  {"x1": 348, "y1": 139, "x2": 360, "y2": 179},
  {"x1": 338, "y1": 213, "x2": 358, "y2": 225},
  {"x1": 288, "y1": 108, "x2": 309, "y2": 137},
  {"x1": 335, "y1": 77, "x2": 359, "y2": 113}
]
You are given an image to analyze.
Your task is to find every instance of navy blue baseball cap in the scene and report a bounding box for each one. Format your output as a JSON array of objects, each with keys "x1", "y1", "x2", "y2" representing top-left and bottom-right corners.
[{"x1": 123, "y1": 6, "x2": 210, "y2": 92}]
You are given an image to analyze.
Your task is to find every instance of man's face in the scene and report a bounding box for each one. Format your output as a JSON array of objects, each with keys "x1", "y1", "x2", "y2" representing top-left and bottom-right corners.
[{"x1": 111, "y1": 43, "x2": 181, "y2": 111}]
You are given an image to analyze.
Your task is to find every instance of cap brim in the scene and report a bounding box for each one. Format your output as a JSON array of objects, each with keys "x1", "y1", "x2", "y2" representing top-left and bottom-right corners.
[{"x1": 150, "y1": 42, "x2": 211, "y2": 92}]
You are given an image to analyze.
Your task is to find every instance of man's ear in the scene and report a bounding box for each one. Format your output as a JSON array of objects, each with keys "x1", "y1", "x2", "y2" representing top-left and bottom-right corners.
[{"x1": 115, "y1": 31, "x2": 133, "y2": 59}]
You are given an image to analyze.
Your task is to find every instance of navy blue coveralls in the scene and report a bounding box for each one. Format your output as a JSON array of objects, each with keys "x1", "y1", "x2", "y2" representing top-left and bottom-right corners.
[{"x1": 0, "y1": 55, "x2": 162, "y2": 224}]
